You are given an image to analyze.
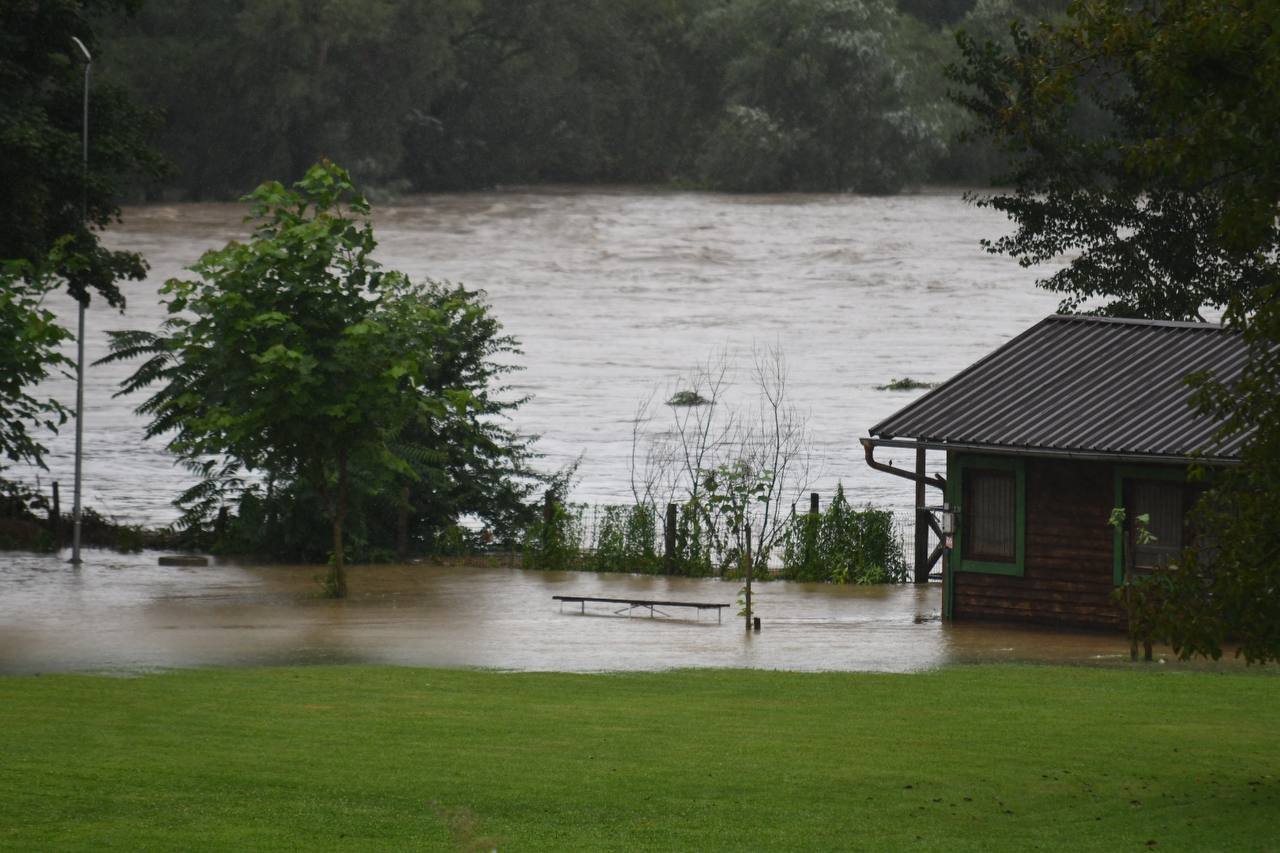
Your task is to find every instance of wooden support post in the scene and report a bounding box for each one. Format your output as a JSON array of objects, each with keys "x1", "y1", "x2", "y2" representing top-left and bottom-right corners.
[
  {"x1": 664, "y1": 503, "x2": 677, "y2": 573},
  {"x1": 49, "y1": 481, "x2": 61, "y2": 544},
  {"x1": 743, "y1": 523, "x2": 753, "y2": 630},
  {"x1": 809, "y1": 492, "x2": 819, "y2": 515},
  {"x1": 941, "y1": 516, "x2": 953, "y2": 622},
  {"x1": 543, "y1": 489, "x2": 558, "y2": 555},
  {"x1": 543, "y1": 490, "x2": 556, "y2": 525},
  {"x1": 396, "y1": 486, "x2": 410, "y2": 561},
  {"x1": 914, "y1": 443, "x2": 929, "y2": 584}
]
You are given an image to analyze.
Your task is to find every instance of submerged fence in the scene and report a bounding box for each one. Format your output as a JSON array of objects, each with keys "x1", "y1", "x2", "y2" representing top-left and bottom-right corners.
[{"x1": 521, "y1": 489, "x2": 913, "y2": 584}]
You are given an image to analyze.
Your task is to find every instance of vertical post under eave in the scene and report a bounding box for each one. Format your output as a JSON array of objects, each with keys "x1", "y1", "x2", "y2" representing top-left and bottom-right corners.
[{"x1": 914, "y1": 443, "x2": 928, "y2": 584}]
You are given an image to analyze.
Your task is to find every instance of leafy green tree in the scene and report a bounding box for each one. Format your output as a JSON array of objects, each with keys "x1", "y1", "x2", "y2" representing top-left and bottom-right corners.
[
  {"x1": 1, "y1": 0, "x2": 162, "y2": 306},
  {"x1": 105, "y1": 161, "x2": 534, "y2": 594},
  {"x1": 0, "y1": 259, "x2": 74, "y2": 469},
  {"x1": 951, "y1": 0, "x2": 1280, "y2": 660},
  {"x1": 692, "y1": 0, "x2": 930, "y2": 192}
]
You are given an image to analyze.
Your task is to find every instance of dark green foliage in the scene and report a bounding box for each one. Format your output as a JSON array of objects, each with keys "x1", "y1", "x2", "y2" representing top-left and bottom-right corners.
[
  {"x1": 951, "y1": 0, "x2": 1280, "y2": 660},
  {"x1": 666, "y1": 390, "x2": 711, "y2": 407},
  {"x1": 876, "y1": 377, "x2": 936, "y2": 391},
  {"x1": 0, "y1": 479, "x2": 56, "y2": 552},
  {"x1": 587, "y1": 505, "x2": 660, "y2": 574},
  {"x1": 0, "y1": 1, "x2": 162, "y2": 512},
  {"x1": 897, "y1": 0, "x2": 976, "y2": 27},
  {"x1": 94, "y1": 0, "x2": 1071, "y2": 196},
  {"x1": 103, "y1": 162, "x2": 538, "y2": 581},
  {"x1": 1, "y1": 0, "x2": 163, "y2": 305},
  {"x1": 693, "y1": 0, "x2": 931, "y2": 193},
  {"x1": 522, "y1": 501, "x2": 719, "y2": 577},
  {"x1": 522, "y1": 502, "x2": 585, "y2": 571},
  {"x1": 671, "y1": 500, "x2": 716, "y2": 577},
  {"x1": 0, "y1": 262, "x2": 73, "y2": 470},
  {"x1": 780, "y1": 484, "x2": 908, "y2": 584}
]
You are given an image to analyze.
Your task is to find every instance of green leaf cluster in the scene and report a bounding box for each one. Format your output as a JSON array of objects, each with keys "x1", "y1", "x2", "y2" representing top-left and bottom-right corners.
[
  {"x1": 104, "y1": 161, "x2": 538, "y2": 586},
  {"x1": 1, "y1": 0, "x2": 164, "y2": 307},
  {"x1": 780, "y1": 484, "x2": 908, "y2": 584},
  {"x1": 0, "y1": 260, "x2": 74, "y2": 470},
  {"x1": 94, "y1": 0, "x2": 1070, "y2": 197}
]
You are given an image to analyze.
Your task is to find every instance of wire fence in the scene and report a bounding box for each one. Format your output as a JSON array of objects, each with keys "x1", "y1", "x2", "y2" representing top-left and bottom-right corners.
[{"x1": 519, "y1": 495, "x2": 917, "y2": 583}]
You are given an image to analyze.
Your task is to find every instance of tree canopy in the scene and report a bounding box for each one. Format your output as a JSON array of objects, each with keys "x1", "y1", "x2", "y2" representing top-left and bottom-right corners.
[
  {"x1": 0, "y1": 261, "x2": 74, "y2": 470},
  {"x1": 104, "y1": 162, "x2": 537, "y2": 591},
  {"x1": 951, "y1": 0, "x2": 1280, "y2": 661},
  {"x1": 1, "y1": 0, "x2": 164, "y2": 306},
  {"x1": 95, "y1": 0, "x2": 1071, "y2": 197}
]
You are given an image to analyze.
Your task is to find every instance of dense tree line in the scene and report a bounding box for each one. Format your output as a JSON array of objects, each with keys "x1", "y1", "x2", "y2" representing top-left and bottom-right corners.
[{"x1": 95, "y1": 0, "x2": 1065, "y2": 199}]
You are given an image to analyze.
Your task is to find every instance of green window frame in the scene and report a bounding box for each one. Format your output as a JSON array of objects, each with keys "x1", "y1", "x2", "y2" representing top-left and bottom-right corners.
[
  {"x1": 1111, "y1": 464, "x2": 1192, "y2": 586},
  {"x1": 947, "y1": 454, "x2": 1026, "y2": 577}
]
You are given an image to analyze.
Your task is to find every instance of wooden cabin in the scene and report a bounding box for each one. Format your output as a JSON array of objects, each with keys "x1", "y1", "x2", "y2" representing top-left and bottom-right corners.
[{"x1": 863, "y1": 315, "x2": 1249, "y2": 629}]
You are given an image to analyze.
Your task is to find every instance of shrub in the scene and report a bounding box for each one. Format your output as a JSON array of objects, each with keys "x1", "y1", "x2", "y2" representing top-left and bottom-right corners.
[{"x1": 780, "y1": 484, "x2": 907, "y2": 584}]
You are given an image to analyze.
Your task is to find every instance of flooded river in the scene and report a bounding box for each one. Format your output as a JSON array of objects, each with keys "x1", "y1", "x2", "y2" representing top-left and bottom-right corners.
[
  {"x1": 7, "y1": 189, "x2": 1138, "y2": 676},
  {"x1": 12, "y1": 188, "x2": 1063, "y2": 525},
  {"x1": 0, "y1": 550, "x2": 1250, "y2": 676}
]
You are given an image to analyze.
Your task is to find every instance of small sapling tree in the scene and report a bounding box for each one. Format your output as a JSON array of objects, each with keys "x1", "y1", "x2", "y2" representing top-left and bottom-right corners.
[{"x1": 629, "y1": 345, "x2": 814, "y2": 575}]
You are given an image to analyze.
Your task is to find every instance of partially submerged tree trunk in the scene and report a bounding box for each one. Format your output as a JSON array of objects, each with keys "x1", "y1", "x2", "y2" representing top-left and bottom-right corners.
[{"x1": 324, "y1": 449, "x2": 349, "y2": 598}]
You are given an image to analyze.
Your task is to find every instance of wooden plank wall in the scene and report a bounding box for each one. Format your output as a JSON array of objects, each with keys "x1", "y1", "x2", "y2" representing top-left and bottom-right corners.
[{"x1": 954, "y1": 458, "x2": 1124, "y2": 629}]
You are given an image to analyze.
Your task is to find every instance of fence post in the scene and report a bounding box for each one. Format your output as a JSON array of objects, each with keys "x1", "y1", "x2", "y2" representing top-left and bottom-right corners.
[
  {"x1": 542, "y1": 489, "x2": 558, "y2": 555},
  {"x1": 49, "y1": 481, "x2": 61, "y2": 544},
  {"x1": 664, "y1": 503, "x2": 677, "y2": 572},
  {"x1": 809, "y1": 492, "x2": 819, "y2": 516}
]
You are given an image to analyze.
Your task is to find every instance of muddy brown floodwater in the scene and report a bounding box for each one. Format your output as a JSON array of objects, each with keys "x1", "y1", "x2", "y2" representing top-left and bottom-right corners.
[
  {"x1": 10, "y1": 189, "x2": 1069, "y2": 527},
  {"x1": 0, "y1": 550, "x2": 1253, "y2": 675}
]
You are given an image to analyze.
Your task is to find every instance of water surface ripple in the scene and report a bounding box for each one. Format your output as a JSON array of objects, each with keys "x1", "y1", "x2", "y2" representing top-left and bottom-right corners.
[
  {"x1": 0, "y1": 551, "x2": 1247, "y2": 675},
  {"x1": 14, "y1": 188, "x2": 1063, "y2": 525}
]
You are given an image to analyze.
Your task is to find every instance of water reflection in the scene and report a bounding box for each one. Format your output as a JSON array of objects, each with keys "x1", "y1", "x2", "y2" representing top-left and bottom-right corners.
[{"x1": 0, "y1": 549, "x2": 1247, "y2": 675}]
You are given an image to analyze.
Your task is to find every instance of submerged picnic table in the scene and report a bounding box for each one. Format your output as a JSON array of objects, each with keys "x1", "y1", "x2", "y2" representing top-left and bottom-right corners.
[{"x1": 553, "y1": 595, "x2": 730, "y2": 623}]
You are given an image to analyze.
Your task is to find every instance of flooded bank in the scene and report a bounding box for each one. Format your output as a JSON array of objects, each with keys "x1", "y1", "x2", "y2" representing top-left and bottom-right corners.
[{"x1": 0, "y1": 549, "x2": 1255, "y2": 676}]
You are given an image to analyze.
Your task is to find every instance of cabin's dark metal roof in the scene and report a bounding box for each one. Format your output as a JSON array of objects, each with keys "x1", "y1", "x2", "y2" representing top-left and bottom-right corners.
[{"x1": 869, "y1": 315, "x2": 1250, "y2": 462}]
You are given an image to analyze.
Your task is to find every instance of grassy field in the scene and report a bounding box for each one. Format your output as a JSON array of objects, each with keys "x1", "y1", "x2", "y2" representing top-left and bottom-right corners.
[{"x1": 1, "y1": 665, "x2": 1277, "y2": 851}]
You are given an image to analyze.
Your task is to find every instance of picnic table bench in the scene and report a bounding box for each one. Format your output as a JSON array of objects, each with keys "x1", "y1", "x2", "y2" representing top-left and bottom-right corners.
[{"x1": 553, "y1": 595, "x2": 730, "y2": 622}]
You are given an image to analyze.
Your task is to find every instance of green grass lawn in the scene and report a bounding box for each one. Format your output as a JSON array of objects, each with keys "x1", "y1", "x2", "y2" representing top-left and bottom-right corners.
[{"x1": 1, "y1": 665, "x2": 1277, "y2": 851}]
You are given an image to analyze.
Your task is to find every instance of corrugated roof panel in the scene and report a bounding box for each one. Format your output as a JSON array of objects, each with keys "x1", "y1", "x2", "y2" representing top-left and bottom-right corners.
[{"x1": 869, "y1": 315, "x2": 1251, "y2": 461}]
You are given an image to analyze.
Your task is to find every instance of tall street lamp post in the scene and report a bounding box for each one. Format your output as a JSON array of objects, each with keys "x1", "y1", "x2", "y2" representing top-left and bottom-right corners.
[{"x1": 70, "y1": 36, "x2": 91, "y2": 565}]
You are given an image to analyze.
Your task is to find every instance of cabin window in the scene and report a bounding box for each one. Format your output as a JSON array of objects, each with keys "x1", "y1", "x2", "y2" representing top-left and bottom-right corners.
[
  {"x1": 950, "y1": 454, "x2": 1025, "y2": 576},
  {"x1": 964, "y1": 468, "x2": 1016, "y2": 562},
  {"x1": 1126, "y1": 479, "x2": 1186, "y2": 574}
]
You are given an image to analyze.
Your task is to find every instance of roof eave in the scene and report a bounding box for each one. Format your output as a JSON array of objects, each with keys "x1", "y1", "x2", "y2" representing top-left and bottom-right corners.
[{"x1": 862, "y1": 437, "x2": 1240, "y2": 467}]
